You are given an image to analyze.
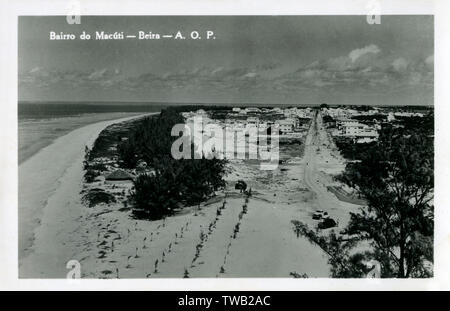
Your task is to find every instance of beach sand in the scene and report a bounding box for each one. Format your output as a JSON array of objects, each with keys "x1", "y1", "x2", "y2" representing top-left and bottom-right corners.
[
  {"x1": 19, "y1": 113, "x2": 155, "y2": 278},
  {"x1": 19, "y1": 111, "x2": 360, "y2": 279}
]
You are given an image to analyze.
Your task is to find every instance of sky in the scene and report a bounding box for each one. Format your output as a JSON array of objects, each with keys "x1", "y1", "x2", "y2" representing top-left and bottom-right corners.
[{"x1": 18, "y1": 16, "x2": 434, "y2": 105}]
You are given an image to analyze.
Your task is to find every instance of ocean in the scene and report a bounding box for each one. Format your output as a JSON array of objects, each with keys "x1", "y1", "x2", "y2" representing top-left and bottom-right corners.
[{"x1": 18, "y1": 102, "x2": 164, "y2": 164}]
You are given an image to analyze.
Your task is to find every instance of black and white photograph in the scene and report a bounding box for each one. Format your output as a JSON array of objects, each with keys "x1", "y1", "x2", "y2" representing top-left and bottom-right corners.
[{"x1": 15, "y1": 14, "x2": 436, "y2": 280}]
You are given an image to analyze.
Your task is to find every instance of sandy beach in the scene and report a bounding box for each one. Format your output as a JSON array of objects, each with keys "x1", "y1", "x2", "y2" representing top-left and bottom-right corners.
[
  {"x1": 19, "y1": 113, "x2": 155, "y2": 278},
  {"x1": 19, "y1": 111, "x2": 362, "y2": 279}
]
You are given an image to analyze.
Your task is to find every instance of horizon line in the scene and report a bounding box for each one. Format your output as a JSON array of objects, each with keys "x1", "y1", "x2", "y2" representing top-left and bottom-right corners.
[{"x1": 17, "y1": 100, "x2": 434, "y2": 107}]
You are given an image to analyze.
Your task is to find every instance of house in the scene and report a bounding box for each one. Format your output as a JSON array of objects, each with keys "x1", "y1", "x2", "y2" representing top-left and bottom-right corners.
[
  {"x1": 394, "y1": 111, "x2": 424, "y2": 118},
  {"x1": 276, "y1": 119, "x2": 295, "y2": 133},
  {"x1": 246, "y1": 117, "x2": 259, "y2": 126},
  {"x1": 105, "y1": 169, "x2": 135, "y2": 184},
  {"x1": 286, "y1": 117, "x2": 300, "y2": 129},
  {"x1": 387, "y1": 112, "x2": 396, "y2": 122},
  {"x1": 356, "y1": 137, "x2": 377, "y2": 144},
  {"x1": 337, "y1": 120, "x2": 379, "y2": 140},
  {"x1": 245, "y1": 107, "x2": 260, "y2": 113}
]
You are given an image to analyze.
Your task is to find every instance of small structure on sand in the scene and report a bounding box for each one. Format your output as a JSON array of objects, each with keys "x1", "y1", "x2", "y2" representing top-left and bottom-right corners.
[
  {"x1": 105, "y1": 169, "x2": 135, "y2": 184},
  {"x1": 235, "y1": 180, "x2": 247, "y2": 193}
]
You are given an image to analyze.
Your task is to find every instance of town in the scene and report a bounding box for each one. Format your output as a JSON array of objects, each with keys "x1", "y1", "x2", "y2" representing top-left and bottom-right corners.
[{"x1": 181, "y1": 104, "x2": 430, "y2": 145}]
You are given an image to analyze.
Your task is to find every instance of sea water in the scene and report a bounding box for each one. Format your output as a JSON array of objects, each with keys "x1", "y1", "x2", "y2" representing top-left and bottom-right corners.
[{"x1": 18, "y1": 102, "x2": 164, "y2": 164}]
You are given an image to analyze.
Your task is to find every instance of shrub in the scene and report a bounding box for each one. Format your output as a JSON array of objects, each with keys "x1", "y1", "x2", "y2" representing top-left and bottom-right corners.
[
  {"x1": 130, "y1": 170, "x2": 180, "y2": 220},
  {"x1": 82, "y1": 188, "x2": 116, "y2": 207},
  {"x1": 84, "y1": 169, "x2": 100, "y2": 183}
]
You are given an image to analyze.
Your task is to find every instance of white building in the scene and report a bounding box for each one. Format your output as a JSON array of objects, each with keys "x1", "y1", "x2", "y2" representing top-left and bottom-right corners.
[
  {"x1": 246, "y1": 107, "x2": 260, "y2": 113},
  {"x1": 245, "y1": 117, "x2": 259, "y2": 131},
  {"x1": 336, "y1": 120, "x2": 379, "y2": 140},
  {"x1": 394, "y1": 112, "x2": 424, "y2": 118},
  {"x1": 276, "y1": 119, "x2": 295, "y2": 133},
  {"x1": 387, "y1": 112, "x2": 396, "y2": 122}
]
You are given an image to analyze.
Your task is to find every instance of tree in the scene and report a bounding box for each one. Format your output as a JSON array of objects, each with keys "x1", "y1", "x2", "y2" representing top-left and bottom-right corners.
[
  {"x1": 118, "y1": 138, "x2": 138, "y2": 168},
  {"x1": 291, "y1": 220, "x2": 368, "y2": 277},
  {"x1": 293, "y1": 127, "x2": 433, "y2": 278},
  {"x1": 337, "y1": 128, "x2": 434, "y2": 277},
  {"x1": 126, "y1": 108, "x2": 228, "y2": 220},
  {"x1": 130, "y1": 167, "x2": 180, "y2": 220}
]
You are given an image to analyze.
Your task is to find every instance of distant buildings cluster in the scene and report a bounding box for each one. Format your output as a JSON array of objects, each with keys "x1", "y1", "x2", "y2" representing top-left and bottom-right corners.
[
  {"x1": 322, "y1": 107, "x2": 426, "y2": 144},
  {"x1": 182, "y1": 107, "x2": 314, "y2": 136},
  {"x1": 181, "y1": 106, "x2": 429, "y2": 145}
]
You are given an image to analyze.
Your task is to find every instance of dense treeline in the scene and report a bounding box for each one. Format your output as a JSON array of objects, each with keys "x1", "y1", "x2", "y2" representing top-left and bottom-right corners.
[
  {"x1": 394, "y1": 114, "x2": 434, "y2": 136},
  {"x1": 118, "y1": 108, "x2": 185, "y2": 168},
  {"x1": 118, "y1": 107, "x2": 227, "y2": 220},
  {"x1": 334, "y1": 138, "x2": 376, "y2": 160}
]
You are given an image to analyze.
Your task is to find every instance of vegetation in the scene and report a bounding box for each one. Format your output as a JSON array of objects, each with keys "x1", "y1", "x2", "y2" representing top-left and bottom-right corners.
[
  {"x1": 84, "y1": 169, "x2": 100, "y2": 183},
  {"x1": 82, "y1": 188, "x2": 117, "y2": 207},
  {"x1": 294, "y1": 125, "x2": 434, "y2": 278},
  {"x1": 120, "y1": 107, "x2": 228, "y2": 220},
  {"x1": 88, "y1": 118, "x2": 143, "y2": 160},
  {"x1": 83, "y1": 147, "x2": 106, "y2": 182},
  {"x1": 322, "y1": 115, "x2": 335, "y2": 124},
  {"x1": 335, "y1": 137, "x2": 376, "y2": 160},
  {"x1": 394, "y1": 114, "x2": 434, "y2": 137}
]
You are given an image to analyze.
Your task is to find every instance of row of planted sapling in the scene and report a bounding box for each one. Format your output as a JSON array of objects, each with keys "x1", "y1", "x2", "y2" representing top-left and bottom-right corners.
[
  {"x1": 185, "y1": 195, "x2": 229, "y2": 277},
  {"x1": 219, "y1": 192, "x2": 250, "y2": 275}
]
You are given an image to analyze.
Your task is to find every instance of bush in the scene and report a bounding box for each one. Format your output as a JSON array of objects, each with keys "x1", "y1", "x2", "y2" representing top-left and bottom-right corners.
[
  {"x1": 88, "y1": 163, "x2": 107, "y2": 171},
  {"x1": 131, "y1": 171, "x2": 180, "y2": 220},
  {"x1": 82, "y1": 188, "x2": 116, "y2": 207},
  {"x1": 84, "y1": 169, "x2": 100, "y2": 183},
  {"x1": 118, "y1": 139, "x2": 138, "y2": 168}
]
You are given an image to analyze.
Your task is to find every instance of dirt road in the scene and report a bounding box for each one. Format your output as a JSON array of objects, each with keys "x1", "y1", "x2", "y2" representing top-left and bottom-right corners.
[{"x1": 302, "y1": 111, "x2": 359, "y2": 229}]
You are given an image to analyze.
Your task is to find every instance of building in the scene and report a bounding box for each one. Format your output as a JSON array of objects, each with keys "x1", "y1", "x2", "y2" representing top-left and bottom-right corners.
[
  {"x1": 246, "y1": 107, "x2": 260, "y2": 113},
  {"x1": 276, "y1": 119, "x2": 295, "y2": 133},
  {"x1": 105, "y1": 169, "x2": 135, "y2": 184},
  {"x1": 246, "y1": 117, "x2": 259, "y2": 125},
  {"x1": 336, "y1": 120, "x2": 379, "y2": 141},
  {"x1": 387, "y1": 112, "x2": 396, "y2": 122},
  {"x1": 286, "y1": 117, "x2": 300, "y2": 129},
  {"x1": 394, "y1": 112, "x2": 424, "y2": 118}
]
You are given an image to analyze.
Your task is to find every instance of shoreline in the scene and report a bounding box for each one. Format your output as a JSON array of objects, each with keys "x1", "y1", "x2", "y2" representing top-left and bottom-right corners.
[
  {"x1": 19, "y1": 113, "x2": 155, "y2": 277},
  {"x1": 18, "y1": 112, "x2": 146, "y2": 165}
]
